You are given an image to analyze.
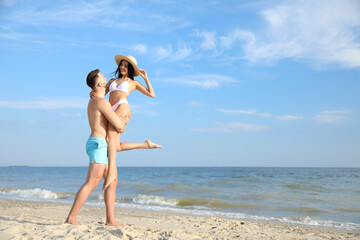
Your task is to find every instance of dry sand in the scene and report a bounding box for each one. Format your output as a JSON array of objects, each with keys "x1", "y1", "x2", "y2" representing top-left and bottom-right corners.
[{"x1": 0, "y1": 199, "x2": 359, "y2": 240}]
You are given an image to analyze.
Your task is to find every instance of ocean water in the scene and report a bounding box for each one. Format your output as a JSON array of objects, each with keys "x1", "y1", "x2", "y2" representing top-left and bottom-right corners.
[{"x1": 0, "y1": 167, "x2": 359, "y2": 230}]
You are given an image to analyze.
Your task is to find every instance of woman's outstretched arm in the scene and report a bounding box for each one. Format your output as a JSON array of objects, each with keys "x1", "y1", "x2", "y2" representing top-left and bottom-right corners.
[{"x1": 135, "y1": 69, "x2": 155, "y2": 98}]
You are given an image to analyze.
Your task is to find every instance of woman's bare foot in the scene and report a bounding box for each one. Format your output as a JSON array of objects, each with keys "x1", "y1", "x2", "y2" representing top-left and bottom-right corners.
[
  {"x1": 145, "y1": 140, "x2": 162, "y2": 149},
  {"x1": 106, "y1": 219, "x2": 127, "y2": 227},
  {"x1": 65, "y1": 219, "x2": 82, "y2": 225}
]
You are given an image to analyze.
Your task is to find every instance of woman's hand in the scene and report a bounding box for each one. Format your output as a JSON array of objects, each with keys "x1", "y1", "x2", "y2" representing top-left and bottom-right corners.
[
  {"x1": 90, "y1": 91, "x2": 96, "y2": 98},
  {"x1": 139, "y1": 69, "x2": 148, "y2": 80}
]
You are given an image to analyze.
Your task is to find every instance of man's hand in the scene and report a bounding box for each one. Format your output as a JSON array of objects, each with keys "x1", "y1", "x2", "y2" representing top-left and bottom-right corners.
[{"x1": 90, "y1": 91, "x2": 96, "y2": 98}]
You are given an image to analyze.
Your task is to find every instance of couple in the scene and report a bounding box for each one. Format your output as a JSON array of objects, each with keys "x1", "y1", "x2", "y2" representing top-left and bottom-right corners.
[{"x1": 65, "y1": 55, "x2": 162, "y2": 226}]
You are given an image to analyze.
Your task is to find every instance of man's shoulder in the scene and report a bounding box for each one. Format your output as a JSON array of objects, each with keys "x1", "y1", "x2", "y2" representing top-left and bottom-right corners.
[
  {"x1": 91, "y1": 96, "x2": 106, "y2": 102},
  {"x1": 89, "y1": 97, "x2": 108, "y2": 107}
]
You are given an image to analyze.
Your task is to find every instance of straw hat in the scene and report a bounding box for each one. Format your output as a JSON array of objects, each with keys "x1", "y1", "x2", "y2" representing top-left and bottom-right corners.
[{"x1": 115, "y1": 55, "x2": 140, "y2": 76}]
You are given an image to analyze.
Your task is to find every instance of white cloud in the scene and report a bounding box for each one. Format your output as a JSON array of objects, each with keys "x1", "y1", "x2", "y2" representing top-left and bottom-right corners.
[
  {"x1": 0, "y1": 98, "x2": 87, "y2": 109},
  {"x1": 153, "y1": 44, "x2": 192, "y2": 62},
  {"x1": 157, "y1": 74, "x2": 239, "y2": 89},
  {"x1": 314, "y1": 114, "x2": 346, "y2": 124},
  {"x1": 195, "y1": 30, "x2": 217, "y2": 50},
  {"x1": 2, "y1": 0, "x2": 121, "y2": 27},
  {"x1": 172, "y1": 45, "x2": 193, "y2": 61},
  {"x1": 277, "y1": 115, "x2": 304, "y2": 120},
  {"x1": 154, "y1": 45, "x2": 173, "y2": 61},
  {"x1": 220, "y1": 29, "x2": 255, "y2": 50},
  {"x1": 218, "y1": 109, "x2": 257, "y2": 114},
  {"x1": 191, "y1": 122, "x2": 268, "y2": 133},
  {"x1": 256, "y1": 113, "x2": 273, "y2": 118},
  {"x1": 132, "y1": 43, "x2": 148, "y2": 54},
  {"x1": 0, "y1": 0, "x2": 192, "y2": 33},
  {"x1": 321, "y1": 110, "x2": 350, "y2": 115},
  {"x1": 314, "y1": 110, "x2": 350, "y2": 123},
  {"x1": 218, "y1": 108, "x2": 302, "y2": 120},
  {"x1": 194, "y1": 0, "x2": 360, "y2": 68},
  {"x1": 242, "y1": 0, "x2": 360, "y2": 68}
]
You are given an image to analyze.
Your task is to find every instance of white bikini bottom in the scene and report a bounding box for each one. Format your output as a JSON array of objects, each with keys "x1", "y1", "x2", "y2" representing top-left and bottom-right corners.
[{"x1": 112, "y1": 99, "x2": 128, "y2": 111}]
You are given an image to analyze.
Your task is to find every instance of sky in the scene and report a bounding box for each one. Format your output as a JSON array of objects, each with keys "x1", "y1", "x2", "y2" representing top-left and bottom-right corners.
[{"x1": 0, "y1": 0, "x2": 359, "y2": 167}]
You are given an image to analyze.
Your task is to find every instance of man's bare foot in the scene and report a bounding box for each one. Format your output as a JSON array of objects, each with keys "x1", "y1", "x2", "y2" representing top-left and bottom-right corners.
[
  {"x1": 105, "y1": 219, "x2": 127, "y2": 227},
  {"x1": 102, "y1": 174, "x2": 117, "y2": 190},
  {"x1": 65, "y1": 219, "x2": 82, "y2": 225},
  {"x1": 145, "y1": 140, "x2": 162, "y2": 149}
]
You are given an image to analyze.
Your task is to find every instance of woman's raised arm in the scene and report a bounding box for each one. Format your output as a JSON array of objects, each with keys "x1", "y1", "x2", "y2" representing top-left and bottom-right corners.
[{"x1": 135, "y1": 69, "x2": 155, "y2": 98}]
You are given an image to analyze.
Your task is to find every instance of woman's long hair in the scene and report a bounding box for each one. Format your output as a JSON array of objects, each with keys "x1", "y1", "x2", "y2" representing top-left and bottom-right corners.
[{"x1": 114, "y1": 60, "x2": 135, "y2": 80}]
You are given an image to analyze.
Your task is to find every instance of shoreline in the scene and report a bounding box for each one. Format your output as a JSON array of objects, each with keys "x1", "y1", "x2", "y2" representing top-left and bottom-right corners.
[{"x1": 1, "y1": 199, "x2": 359, "y2": 239}]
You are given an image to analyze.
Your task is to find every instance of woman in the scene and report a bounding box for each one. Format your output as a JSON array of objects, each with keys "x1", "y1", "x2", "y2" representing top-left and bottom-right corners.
[{"x1": 103, "y1": 55, "x2": 161, "y2": 190}]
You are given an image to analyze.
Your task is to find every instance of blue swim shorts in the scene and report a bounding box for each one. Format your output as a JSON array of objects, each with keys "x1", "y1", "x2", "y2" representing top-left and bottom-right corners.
[{"x1": 86, "y1": 137, "x2": 108, "y2": 164}]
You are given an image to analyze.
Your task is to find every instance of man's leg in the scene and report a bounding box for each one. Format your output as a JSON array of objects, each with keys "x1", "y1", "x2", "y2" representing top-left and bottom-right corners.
[
  {"x1": 65, "y1": 163, "x2": 106, "y2": 225},
  {"x1": 103, "y1": 165, "x2": 126, "y2": 226}
]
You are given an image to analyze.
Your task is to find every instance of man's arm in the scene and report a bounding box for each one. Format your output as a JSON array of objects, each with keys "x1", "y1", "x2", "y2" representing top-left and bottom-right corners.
[{"x1": 98, "y1": 99, "x2": 125, "y2": 133}]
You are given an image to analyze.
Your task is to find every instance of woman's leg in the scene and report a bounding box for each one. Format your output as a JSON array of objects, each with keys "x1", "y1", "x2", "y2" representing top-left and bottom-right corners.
[
  {"x1": 103, "y1": 123, "x2": 120, "y2": 190},
  {"x1": 117, "y1": 140, "x2": 162, "y2": 152},
  {"x1": 103, "y1": 165, "x2": 126, "y2": 226}
]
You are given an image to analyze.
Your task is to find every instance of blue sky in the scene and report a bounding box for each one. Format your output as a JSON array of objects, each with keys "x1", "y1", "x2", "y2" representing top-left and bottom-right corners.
[{"x1": 0, "y1": 0, "x2": 359, "y2": 167}]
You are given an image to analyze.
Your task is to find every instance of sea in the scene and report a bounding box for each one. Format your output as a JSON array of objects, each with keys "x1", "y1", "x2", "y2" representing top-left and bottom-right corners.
[{"x1": 0, "y1": 167, "x2": 359, "y2": 230}]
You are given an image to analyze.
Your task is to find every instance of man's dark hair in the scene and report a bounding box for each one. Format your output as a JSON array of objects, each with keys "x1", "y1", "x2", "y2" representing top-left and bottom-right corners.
[{"x1": 87, "y1": 69, "x2": 100, "y2": 89}]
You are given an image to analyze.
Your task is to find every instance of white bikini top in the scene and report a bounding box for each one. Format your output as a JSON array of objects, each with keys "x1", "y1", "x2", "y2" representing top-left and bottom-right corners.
[{"x1": 109, "y1": 79, "x2": 129, "y2": 95}]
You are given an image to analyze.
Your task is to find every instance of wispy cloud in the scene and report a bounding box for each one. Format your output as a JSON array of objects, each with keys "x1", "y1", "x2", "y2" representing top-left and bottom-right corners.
[
  {"x1": 191, "y1": 122, "x2": 269, "y2": 133},
  {"x1": 314, "y1": 110, "x2": 350, "y2": 123},
  {"x1": 242, "y1": 0, "x2": 360, "y2": 68},
  {"x1": 153, "y1": 45, "x2": 173, "y2": 61},
  {"x1": 0, "y1": 0, "x2": 192, "y2": 32},
  {"x1": 0, "y1": 98, "x2": 87, "y2": 109},
  {"x1": 153, "y1": 44, "x2": 193, "y2": 62},
  {"x1": 157, "y1": 74, "x2": 239, "y2": 89},
  {"x1": 195, "y1": 30, "x2": 217, "y2": 51},
  {"x1": 218, "y1": 108, "x2": 303, "y2": 121},
  {"x1": 192, "y1": 0, "x2": 360, "y2": 68},
  {"x1": 1, "y1": 0, "x2": 122, "y2": 27},
  {"x1": 220, "y1": 30, "x2": 254, "y2": 51},
  {"x1": 218, "y1": 109, "x2": 257, "y2": 114},
  {"x1": 132, "y1": 43, "x2": 148, "y2": 54},
  {"x1": 321, "y1": 110, "x2": 350, "y2": 115},
  {"x1": 277, "y1": 115, "x2": 304, "y2": 120}
]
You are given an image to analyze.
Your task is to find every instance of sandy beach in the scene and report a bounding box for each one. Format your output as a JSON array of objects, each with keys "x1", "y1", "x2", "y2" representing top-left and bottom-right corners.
[{"x1": 0, "y1": 199, "x2": 358, "y2": 240}]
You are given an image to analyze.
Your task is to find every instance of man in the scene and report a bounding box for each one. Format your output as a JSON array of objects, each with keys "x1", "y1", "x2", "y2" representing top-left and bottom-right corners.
[{"x1": 65, "y1": 69, "x2": 126, "y2": 226}]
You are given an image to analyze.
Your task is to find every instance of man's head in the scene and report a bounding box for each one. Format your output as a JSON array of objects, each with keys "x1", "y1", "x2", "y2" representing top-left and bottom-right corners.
[{"x1": 86, "y1": 69, "x2": 106, "y2": 90}]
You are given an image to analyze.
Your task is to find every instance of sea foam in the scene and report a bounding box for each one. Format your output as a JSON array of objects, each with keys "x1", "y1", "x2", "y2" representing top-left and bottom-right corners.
[{"x1": 0, "y1": 187, "x2": 58, "y2": 199}]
